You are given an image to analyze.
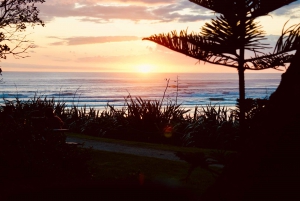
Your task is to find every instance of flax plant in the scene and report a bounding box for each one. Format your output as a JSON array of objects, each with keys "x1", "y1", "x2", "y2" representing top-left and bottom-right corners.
[
  {"x1": 181, "y1": 104, "x2": 238, "y2": 149},
  {"x1": 125, "y1": 94, "x2": 189, "y2": 142}
]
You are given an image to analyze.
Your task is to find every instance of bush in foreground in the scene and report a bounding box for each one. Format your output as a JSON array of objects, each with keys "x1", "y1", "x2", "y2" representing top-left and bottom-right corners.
[
  {"x1": 0, "y1": 100, "x2": 92, "y2": 181},
  {"x1": 1, "y1": 96, "x2": 268, "y2": 150}
]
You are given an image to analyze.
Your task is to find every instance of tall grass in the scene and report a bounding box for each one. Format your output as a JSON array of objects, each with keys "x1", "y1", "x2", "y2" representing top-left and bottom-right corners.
[
  {"x1": 1, "y1": 91, "x2": 267, "y2": 149},
  {"x1": 179, "y1": 104, "x2": 239, "y2": 149},
  {"x1": 123, "y1": 94, "x2": 189, "y2": 143}
]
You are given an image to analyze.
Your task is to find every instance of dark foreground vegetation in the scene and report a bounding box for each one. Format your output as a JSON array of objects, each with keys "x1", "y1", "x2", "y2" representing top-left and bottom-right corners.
[
  {"x1": 0, "y1": 95, "x2": 267, "y2": 150},
  {"x1": 0, "y1": 94, "x2": 265, "y2": 200}
]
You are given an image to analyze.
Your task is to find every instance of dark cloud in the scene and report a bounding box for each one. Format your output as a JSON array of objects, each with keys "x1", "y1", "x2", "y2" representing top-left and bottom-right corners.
[
  {"x1": 109, "y1": 0, "x2": 177, "y2": 4},
  {"x1": 151, "y1": 0, "x2": 213, "y2": 22},
  {"x1": 270, "y1": 1, "x2": 300, "y2": 18},
  {"x1": 49, "y1": 36, "x2": 140, "y2": 46},
  {"x1": 39, "y1": 0, "x2": 214, "y2": 23},
  {"x1": 45, "y1": 0, "x2": 174, "y2": 6},
  {"x1": 39, "y1": 4, "x2": 155, "y2": 22}
]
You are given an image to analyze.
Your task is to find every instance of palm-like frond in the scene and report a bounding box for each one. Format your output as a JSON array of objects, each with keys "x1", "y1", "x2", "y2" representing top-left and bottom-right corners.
[
  {"x1": 190, "y1": 0, "x2": 296, "y2": 18},
  {"x1": 274, "y1": 23, "x2": 300, "y2": 54},
  {"x1": 201, "y1": 15, "x2": 269, "y2": 52},
  {"x1": 143, "y1": 30, "x2": 238, "y2": 68},
  {"x1": 143, "y1": 14, "x2": 271, "y2": 69},
  {"x1": 244, "y1": 52, "x2": 293, "y2": 70},
  {"x1": 144, "y1": 1, "x2": 297, "y2": 71}
]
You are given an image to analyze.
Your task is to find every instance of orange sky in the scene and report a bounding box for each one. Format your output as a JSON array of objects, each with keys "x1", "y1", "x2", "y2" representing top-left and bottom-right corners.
[{"x1": 2, "y1": 0, "x2": 300, "y2": 73}]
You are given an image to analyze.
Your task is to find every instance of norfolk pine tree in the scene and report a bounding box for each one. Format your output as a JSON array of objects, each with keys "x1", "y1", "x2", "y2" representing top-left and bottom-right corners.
[{"x1": 143, "y1": 0, "x2": 297, "y2": 129}]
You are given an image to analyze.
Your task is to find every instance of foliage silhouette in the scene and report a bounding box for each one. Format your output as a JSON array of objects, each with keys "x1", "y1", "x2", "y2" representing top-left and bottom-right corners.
[
  {"x1": 0, "y1": 0, "x2": 45, "y2": 73},
  {"x1": 143, "y1": 0, "x2": 296, "y2": 128},
  {"x1": 201, "y1": 41, "x2": 300, "y2": 201},
  {"x1": 0, "y1": 96, "x2": 92, "y2": 187}
]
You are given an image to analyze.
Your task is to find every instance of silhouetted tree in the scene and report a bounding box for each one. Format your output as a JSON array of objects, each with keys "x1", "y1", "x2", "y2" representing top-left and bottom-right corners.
[
  {"x1": 200, "y1": 22, "x2": 300, "y2": 201},
  {"x1": 0, "y1": 0, "x2": 45, "y2": 72},
  {"x1": 143, "y1": 0, "x2": 296, "y2": 128},
  {"x1": 270, "y1": 22, "x2": 300, "y2": 103}
]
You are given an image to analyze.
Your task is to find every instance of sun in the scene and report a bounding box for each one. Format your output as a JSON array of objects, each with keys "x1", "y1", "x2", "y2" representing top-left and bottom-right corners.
[{"x1": 136, "y1": 64, "x2": 153, "y2": 73}]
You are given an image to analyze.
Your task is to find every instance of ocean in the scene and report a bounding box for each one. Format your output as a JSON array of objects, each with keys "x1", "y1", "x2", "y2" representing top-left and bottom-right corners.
[{"x1": 0, "y1": 72, "x2": 282, "y2": 111}]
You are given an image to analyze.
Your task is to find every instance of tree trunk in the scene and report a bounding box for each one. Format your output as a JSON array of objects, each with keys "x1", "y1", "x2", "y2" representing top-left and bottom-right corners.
[
  {"x1": 238, "y1": 14, "x2": 246, "y2": 132},
  {"x1": 238, "y1": 66, "x2": 245, "y2": 129},
  {"x1": 201, "y1": 46, "x2": 300, "y2": 201}
]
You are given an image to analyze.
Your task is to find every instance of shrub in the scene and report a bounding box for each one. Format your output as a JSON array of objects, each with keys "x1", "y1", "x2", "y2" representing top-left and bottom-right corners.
[
  {"x1": 1, "y1": 94, "x2": 269, "y2": 149},
  {"x1": 0, "y1": 99, "x2": 92, "y2": 181},
  {"x1": 125, "y1": 95, "x2": 189, "y2": 143},
  {"x1": 80, "y1": 105, "x2": 127, "y2": 138},
  {"x1": 179, "y1": 105, "x2": 239, "y2": 149}
]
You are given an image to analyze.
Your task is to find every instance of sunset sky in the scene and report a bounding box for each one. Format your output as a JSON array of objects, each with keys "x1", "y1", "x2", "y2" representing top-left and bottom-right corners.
[{"x1": 3, "y1": 0, "x2": 300, "y2": 73}]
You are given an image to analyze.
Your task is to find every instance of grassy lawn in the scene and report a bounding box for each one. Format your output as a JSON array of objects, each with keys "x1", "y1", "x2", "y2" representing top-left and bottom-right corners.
[
  {"x1": 89, "y1": 151, "x2": 219, "y2": 196},
  {"x1": 4, "y1": 148, "x2": 219, "y2": 200},
  {"x1": 3, "y1": 134, "x2": 224, "y2": 200},
  {"x1": 87, "y1": 149, "x2": 220, "y2": 199},
  {"x1": 61, "y1": 132, "x2": 226, "y2": 199}
]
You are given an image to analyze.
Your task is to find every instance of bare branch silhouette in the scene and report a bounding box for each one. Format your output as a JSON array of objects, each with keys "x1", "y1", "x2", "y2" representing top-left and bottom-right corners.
[{"x1": 0, "y1": 0, "x2": 45, "y2": 64}]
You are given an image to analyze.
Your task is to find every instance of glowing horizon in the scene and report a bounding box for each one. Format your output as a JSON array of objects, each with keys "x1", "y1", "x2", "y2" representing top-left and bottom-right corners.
[{"x1": 2, "y1": 0, "x2": 300, "y2": 73}]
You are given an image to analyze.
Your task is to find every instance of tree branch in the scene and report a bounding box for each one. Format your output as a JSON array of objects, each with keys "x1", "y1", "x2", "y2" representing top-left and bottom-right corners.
[{"x1": 0, "y1": 0, "x2": 44, "y2": 62}]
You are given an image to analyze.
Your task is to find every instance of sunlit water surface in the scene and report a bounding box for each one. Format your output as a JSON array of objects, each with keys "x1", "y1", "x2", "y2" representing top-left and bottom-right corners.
[{"x1": 0, "y1": 72, "x2": 281, "y2": 112}]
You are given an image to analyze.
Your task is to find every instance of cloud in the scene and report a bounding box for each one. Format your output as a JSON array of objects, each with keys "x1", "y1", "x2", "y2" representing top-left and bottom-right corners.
[
  {"x1": 268, "y1": 1, "x2": 300, "y2": 18},
  {"x1": 150, "y1": 0, "x2": 213, "y2": 22},
  {"x1": 39, "y1": 4, "x2": 155, "y2": 22},
  {"x1": 49, "y1": 41, "x2": 66, "y2": 46},
  {"x1": 43, "y1": 0, "x2": 175, "y2": 6},
  {"x1": 38, "y1": 0, "x2": 214, "y2": 23},
  {"x1": 77, "y1": 55, "x2": 112, "y2": 63},
  {"x1": 75, "y1": 46, "x2": 194, "y2": 65},
  {"x1": 36, "y1": 0, "x2": 300, "y2": 24},
  {"x1": 3, "y1": 61, "x2": 119, "y2": 72},
  {"x1": 94, "y1": 0, "x2": 176, "y2": 5},
  {"x1": 49, "y1": 36, "x2": 140, "y2": 46},
  {"x1": 73, "y1": 46, "x2": 223, "y2": 72}
]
